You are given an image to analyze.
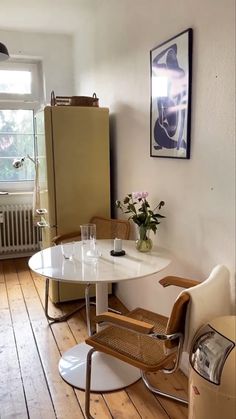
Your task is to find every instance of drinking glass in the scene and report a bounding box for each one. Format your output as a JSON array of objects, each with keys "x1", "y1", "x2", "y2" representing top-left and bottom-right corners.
[
  {"x1": 80, "y1": 223, "x2": 100, "y2": 259},
  {"x1": 61, "y1": 242, "x2": 75, "y2": 260}
]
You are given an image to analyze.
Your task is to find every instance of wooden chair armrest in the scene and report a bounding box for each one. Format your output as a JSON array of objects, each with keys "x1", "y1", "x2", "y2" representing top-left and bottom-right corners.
[
  {"x1": 95, "y1": 312, "x2": 154, "y2": 334},
  {"x1": 52, "y1": 231, "x2": 81, "y2": 245},
  {"x1": 159, "y1": 276, "x2": 200, "y2": 288}
]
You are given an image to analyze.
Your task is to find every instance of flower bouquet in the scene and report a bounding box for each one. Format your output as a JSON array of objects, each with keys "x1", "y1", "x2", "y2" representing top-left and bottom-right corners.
[{"x1": 116, "y1": 192, "x2": 165, "y2": 251}]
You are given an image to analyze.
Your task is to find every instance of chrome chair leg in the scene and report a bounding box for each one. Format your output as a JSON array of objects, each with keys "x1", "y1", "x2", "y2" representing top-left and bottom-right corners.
[
  {"x1": 141, "y1": 371, "x2": 188, "y2": 405},
  {"x1": 85, "y1": 348, "x2": 96, "y2": 419},
  {"x1": 107, "y1": 307, "x2": 122, "y2": 314},
  {"x1": 45, "y1": 278, "x2": 90, "y2": 330},
  {"x1": 84, "y1": 354, "x2": 187, "y2": 419},
  {"x1": 45, "y1": 278, "x2": 119, "y2": 332}
]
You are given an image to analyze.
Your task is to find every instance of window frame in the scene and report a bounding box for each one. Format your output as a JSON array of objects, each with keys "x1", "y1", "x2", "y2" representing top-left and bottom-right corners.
[
  {"x1": 0, "y1": 59, "x2": 43, "y2": 192},
  {"x1": 0, "y1": 60, "x2": 40, "y2": 103}
]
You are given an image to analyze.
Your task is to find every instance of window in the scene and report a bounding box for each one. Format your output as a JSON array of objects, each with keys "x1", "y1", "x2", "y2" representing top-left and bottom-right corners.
[
  {"x1": 0, "y1": 109, "x2": 35, "y2": 182},
  {"x1": 0, "y1": 61, "x2": 40, "y2": 103},
  {"x1": 0, "y1": 69, "x2": 31, "y2": 94},
  {"x1": 0, "y1": 60, "x2": 43, "y2": 192}
]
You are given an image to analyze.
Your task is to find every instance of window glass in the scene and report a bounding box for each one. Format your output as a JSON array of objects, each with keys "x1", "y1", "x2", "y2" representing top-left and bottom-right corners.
[
  {"x1": 0, "y1": 110, "x2": 35, "y2": 182},
  {"x1": 0, "y1": 70, "x2": 31, "y2": 94},
  {"x1": 0, "y1": 60, "x2": 43, "y2": 191}
]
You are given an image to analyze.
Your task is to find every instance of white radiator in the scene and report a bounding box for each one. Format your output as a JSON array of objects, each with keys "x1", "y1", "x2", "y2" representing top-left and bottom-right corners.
[{"x1": 0, "y1": 204, "x2": 41, "y2": 258}]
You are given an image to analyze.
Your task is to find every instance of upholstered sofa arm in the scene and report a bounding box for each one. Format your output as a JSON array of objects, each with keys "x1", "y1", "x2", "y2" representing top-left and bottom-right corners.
[
  {"x1": 159, "y1": 276, "x2": 200, "y2": 288},
  {"x1": 95, "y1": 312, "x2": 155, "y2": 334}
]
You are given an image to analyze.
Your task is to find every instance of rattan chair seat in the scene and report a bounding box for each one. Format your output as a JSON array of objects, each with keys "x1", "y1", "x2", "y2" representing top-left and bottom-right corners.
[
  {"x1": 128, "y1": 307, "x2": 168, "y2": 333},
  {"x1": 86, "y1": 308, "x2": 175, "y2": 371}
]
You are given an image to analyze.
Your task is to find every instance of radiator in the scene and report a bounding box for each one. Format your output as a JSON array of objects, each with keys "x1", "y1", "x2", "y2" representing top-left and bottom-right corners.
[{"x1": 0, "y1": 204, "x2": 41, "y2": 258}]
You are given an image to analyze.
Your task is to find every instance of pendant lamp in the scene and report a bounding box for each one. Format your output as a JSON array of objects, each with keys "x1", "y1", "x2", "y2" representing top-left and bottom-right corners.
[{"x1": 0, "y1": 42, "x2": 9, "y2": 61}]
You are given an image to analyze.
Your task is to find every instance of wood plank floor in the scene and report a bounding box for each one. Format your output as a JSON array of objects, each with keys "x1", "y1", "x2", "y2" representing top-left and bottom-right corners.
[{"x1": 0, "y1": 258, "x2": 188, "y2": 419}]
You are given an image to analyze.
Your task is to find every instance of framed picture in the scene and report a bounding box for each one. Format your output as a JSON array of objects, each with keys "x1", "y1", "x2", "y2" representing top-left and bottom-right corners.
[{"x1": 150, "y1": 28, "x2": 193, "y2": 159}]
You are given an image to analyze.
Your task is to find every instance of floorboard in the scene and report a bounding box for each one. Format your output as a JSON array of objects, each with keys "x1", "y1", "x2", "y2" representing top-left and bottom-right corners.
[{"x1": 0, "y1": 258, "x2": 188, "y2": 419}]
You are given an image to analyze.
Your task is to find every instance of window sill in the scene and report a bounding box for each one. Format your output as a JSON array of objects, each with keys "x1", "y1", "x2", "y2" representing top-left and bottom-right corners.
[
  {"x1": 0, "y1": 191, "x2": 33, "y2": 206},
  {"x1": 1, "y1": 191, "x2": 33, "y2": 196},
  {"x1": 0, "y1": 181, "x2": 34, "y2": 194}
]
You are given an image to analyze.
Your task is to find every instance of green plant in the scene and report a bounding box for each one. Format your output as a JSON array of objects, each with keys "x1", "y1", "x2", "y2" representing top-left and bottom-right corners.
[{"x1": 116, "y1": 192, "x2": 165, "y2": 237}]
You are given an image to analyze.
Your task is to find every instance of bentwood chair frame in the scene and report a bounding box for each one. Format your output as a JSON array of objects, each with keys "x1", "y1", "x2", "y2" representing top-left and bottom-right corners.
[
  {"x1": 84, "y1": 265, "x2": 231, "y2": 418},
  {"x1": 44, "y1": 216, "x2": 130, "y2": 334}
]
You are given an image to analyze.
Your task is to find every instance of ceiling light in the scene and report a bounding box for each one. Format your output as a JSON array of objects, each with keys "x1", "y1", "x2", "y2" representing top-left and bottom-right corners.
[{"x1": 0, "y1": 42, "x2": 9, "y2": 61}]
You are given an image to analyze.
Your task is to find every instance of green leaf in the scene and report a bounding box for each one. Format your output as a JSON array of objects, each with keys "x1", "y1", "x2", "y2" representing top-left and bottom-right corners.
[
  {"x1": 115, "y1": 194, "x2": 166, "y2": 229},
  {"x1": 128, "y1": 203, "x2": 136, "y2": 213}
]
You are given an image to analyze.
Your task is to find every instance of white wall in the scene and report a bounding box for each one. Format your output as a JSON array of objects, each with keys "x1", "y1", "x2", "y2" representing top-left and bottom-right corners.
[
  {"x1": 0, "y1": 29, "x2": 74, "y2": 104},
  {"x1": 73, "y1": 0, "x2": 235, "y2": 318}
]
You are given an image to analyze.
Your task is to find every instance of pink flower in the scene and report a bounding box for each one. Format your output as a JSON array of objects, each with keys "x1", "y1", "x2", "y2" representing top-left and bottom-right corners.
[
  {"x1": 132, "y1": 191, "x2": 148, "y2": 200},
  {"x1": 132, "y1": 192, "x2": 141, "y2": 199}
]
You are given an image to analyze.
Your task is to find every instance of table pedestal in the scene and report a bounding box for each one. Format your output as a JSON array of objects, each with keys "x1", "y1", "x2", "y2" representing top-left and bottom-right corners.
[
  {"x1": 59, "y1": 282, "x2": 140, "y2": 390},
  {"x1": 58, "y1": 342, "x2": 141, "y2": 391}
]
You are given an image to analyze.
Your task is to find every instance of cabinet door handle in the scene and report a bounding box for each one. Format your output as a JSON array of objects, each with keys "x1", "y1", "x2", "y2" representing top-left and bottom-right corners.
[
  {"x1": 36, "y1": 208, "x2": 48, "y2": 215},
  {"x1": 36, "y1": 221, "x2": 57, "y2": 229},
  {"x1": 37, "y1": 221, "x2": 49, "y2": 228}
]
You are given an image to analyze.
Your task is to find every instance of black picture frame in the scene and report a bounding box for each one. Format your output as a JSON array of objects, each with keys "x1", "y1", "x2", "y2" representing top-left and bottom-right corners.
[{"x1": 150, "y1": 28, "x2": 193, "y2": 159}]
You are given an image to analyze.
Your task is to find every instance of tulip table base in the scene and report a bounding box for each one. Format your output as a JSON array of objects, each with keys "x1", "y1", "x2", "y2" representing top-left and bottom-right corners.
[{"x1": 58, "y1": 342, "x2": 141, "y2": 391}]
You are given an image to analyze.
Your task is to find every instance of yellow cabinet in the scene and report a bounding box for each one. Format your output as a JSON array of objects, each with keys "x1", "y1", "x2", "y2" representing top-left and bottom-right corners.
[{"x1": 36, "y1": 106, "x2": 110, "y2": 302}]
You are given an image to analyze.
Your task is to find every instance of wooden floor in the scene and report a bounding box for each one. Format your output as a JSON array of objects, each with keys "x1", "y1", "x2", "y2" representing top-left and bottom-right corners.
[{"x1": 0, "y1": 258, "x2": 188, "y2": 419}]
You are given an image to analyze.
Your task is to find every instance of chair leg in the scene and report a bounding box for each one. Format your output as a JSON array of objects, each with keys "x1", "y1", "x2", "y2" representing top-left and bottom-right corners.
[
  {"x1": 44, "y1": 278, "x2": 88, "y2": 322},
  {"x1": 45, "y1": 279, "x2": 120, "y2": 332},
  {"x1": 85, "y1": 348, "x2": 96, "y2": 419},
  {"x1": 45, "y1": 279, "x2": 93, "y2": 334},
  {"x1": 141, "y1": 371, "x2": 188, "y2": 405},
  {"x1": 84, "y1": 299, "x2": 121, "y2": 315},
  {"x1": 107, "y1": 307, "x2": 122, "y2": 314}
]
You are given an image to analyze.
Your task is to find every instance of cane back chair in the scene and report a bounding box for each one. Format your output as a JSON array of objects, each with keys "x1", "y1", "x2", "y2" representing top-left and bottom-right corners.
[
  {"x1": 84, "y1": 265, "x2": 231, "y2": 418},
  {"x1": 44, "y1": 216, "x2": 130, "y2": 332},
  {"x1": 52, "y1": 215, "x2": 131, "y2": 245}
]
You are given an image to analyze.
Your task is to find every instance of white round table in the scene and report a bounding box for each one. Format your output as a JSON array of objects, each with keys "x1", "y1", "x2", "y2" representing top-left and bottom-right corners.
[{"x1": 29, "y1": 239, "x2": 171, "y2": 391}]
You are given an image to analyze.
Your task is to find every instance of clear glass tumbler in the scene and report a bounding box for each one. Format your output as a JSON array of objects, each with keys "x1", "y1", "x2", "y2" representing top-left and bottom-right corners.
[
  {"x1": 61, "y1": 242, "x2": 75, "y2": 260},
  {"x1": 80, "y1": 223, "x2": 100, "y2": 259}
]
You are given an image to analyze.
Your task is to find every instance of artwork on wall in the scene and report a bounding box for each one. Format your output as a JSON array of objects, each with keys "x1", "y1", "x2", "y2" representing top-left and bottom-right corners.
[{"x1": 150, "y1": 28, "x2": 193, "y2": 159}]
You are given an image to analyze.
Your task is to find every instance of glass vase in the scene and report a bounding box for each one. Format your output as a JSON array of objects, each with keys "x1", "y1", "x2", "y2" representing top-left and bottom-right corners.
[{"x1": 135, "y1": 226, "x2": 153, "y2": 252}]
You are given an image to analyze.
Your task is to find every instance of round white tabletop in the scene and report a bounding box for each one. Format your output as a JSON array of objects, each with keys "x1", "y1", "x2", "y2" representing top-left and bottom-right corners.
[
  {"x1": 29, "y1": 239, "x2": 171, "y2": 391},
  {"x1": 29, "y1": 239, "x2": 171, "y2": 284}
]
